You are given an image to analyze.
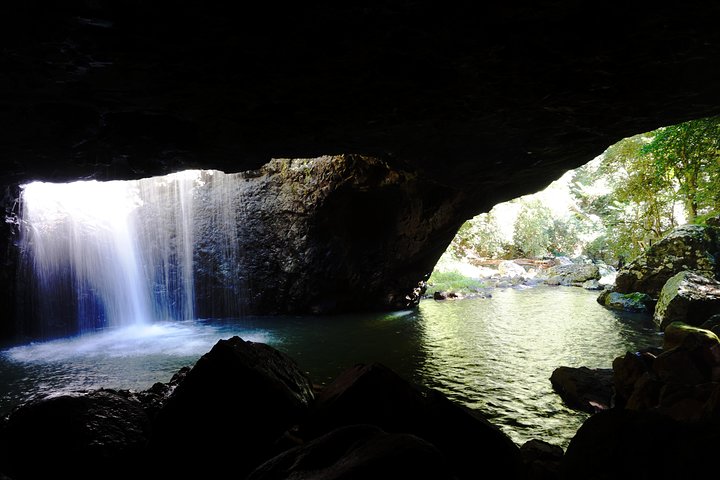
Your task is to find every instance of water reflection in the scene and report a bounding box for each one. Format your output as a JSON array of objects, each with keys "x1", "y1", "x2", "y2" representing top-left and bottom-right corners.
[
  {"x1": 0, "y1": 287, "x2": 660, "y2": 450},
  {"x1": 415, "y1": 286, "x2": 660, "y2": 447}
]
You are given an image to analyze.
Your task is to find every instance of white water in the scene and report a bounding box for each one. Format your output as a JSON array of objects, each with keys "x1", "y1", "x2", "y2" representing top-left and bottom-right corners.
[{"x1": 19, "y1": 170, "x2": 245, "y2": 336}]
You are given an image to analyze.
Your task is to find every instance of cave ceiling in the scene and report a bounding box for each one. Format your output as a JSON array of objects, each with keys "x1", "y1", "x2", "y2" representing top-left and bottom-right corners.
[{"x1": 2, "y1": 1, "x2": 720, "y2": 214}]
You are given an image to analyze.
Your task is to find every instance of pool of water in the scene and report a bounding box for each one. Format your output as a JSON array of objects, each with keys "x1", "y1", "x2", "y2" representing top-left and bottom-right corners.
[{"x1": 0, "y1": 286, "x2": 661, "y2": 449}]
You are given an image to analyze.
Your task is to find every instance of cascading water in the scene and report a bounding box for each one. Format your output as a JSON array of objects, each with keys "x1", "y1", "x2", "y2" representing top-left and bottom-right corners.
[{"x1": 17, "y1": 170, "x2": 245, "y2": 339}]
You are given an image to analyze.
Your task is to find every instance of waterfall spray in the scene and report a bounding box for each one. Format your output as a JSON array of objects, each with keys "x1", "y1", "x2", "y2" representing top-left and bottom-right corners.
[{"x1": 18, "y1": 170, "x2": 244, "y2": 338}]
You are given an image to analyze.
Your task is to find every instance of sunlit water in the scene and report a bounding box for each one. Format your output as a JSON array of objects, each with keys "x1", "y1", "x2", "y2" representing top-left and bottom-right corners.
[{"x1": 0, "y1": 286, "x2": 661, "y2": 449}]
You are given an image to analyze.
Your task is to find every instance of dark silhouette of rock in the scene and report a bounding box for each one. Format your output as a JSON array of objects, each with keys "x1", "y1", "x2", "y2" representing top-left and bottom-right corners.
[
  {"x1": 612, "y1": 351, "x2": 655, "y2": 407},
  {"x1": 561, "y1": 409, "x2": 720, "y2": 480},
  {"x1": 0, "y1": 389, "x2": 151, "y2": 480},
  {"x1": 520, "y1": 439, "x2": 563, "y2": 480},
  {"x1": 247, "y1": 424, "x2": 459, "y2": 480},
  {"x1": 302, "y1": 362, "x2": 523, "y2": 480},
  {"x1": 550, "y1": 366, "x2": 614, "y2": 413},
  {"x1": 147, "y1": 336, "x2": 315, "y2": 478}
]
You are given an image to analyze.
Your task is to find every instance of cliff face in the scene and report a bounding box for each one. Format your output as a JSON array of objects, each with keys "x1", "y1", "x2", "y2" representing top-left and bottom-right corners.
[{"x1": 2, "y1": 2, "x2": 720, "y2": 336}]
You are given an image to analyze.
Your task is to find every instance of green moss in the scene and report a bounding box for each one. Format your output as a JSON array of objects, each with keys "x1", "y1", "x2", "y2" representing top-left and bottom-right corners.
[{"x1": 425, "y1": 270, "x2": 487, "y2": 296}]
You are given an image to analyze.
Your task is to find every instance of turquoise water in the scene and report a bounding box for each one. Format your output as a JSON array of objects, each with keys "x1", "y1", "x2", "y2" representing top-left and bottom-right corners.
[{"x1": 0, "y1": 286, "x2": 661, "y2": 449}]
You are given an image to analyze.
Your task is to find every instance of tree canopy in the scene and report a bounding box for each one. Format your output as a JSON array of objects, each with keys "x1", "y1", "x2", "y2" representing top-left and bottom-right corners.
[{"x1": 447, "y1": 115, "x2": 720, "y2": 266}]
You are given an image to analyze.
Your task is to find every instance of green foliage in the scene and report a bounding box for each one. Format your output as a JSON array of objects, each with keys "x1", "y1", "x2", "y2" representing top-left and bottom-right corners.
[
  {"x1": 425, "y1": 270, "x2": 486, "y2": 296},
  {"x1": 449, "y1": 212, "x2": 508, "y2": 259},
  {"x1": 442, "y1": 115, "x2": 720, "y2": 266}
]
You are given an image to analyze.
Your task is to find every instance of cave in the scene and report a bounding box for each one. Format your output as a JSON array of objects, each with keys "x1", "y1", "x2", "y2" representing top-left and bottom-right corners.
[
  {"x1": 2, "y1": 2, "x2": 720, "y2": 478},
  {"x1": 3, "y1": 1, "x2": 720, "y2": 334}
]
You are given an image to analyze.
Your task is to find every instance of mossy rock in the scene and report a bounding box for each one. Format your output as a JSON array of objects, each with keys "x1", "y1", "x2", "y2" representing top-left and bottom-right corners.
[{"x1": 663, "y1": 321, "x2": 720, "y2": 351}]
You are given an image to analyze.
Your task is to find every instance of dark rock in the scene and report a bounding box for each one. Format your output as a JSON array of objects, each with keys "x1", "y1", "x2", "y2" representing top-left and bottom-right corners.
[
  {"x1": 700, "y1": 313, "x2": 720, "y2": 338},
  {"x1": 662, "y1": 321, "x2": 720, "y2": 351},
  {"x1": 520, "y1": 439, "x2": 563, "y2": 480},
  {"x1": 625, "y1": 373, "x2": 663, "y2": 410},
  {"x1": 550, "y1": 366, "x2": 614, "y2": 413},
  {"x1": 612, "y1": 351, "x2": 654, "y2": 407},
  {"x1": 653, "y1": 271, "x2": 720, "y2": 330},
  {"x1": 653, "y1": 347, "x2": 709, "y2": 386},
  {"x1": 615, "y1": 224, "x2": 720, "y2": 297},
  {"x1": 657, "y1": 382, "x2": 718, "y2": 421},
  {"x1": 0, "y1": 389, "x2": 151, "y2": 480},
  {"x1": 596, "y1": 290, "x2": 654, "y2": 313},
  {"x1": 147, "y1": 336, "x2": 315, "y2": 478},
  {"x1": 303, "y1": 362, "x2": 523, "y2": 480},
  {"x1": 561, "y1": 409, "x2": 720, "y2": 480},
  {"x1": 247, "y1": 424, "x2": 459, "y2": 480}
]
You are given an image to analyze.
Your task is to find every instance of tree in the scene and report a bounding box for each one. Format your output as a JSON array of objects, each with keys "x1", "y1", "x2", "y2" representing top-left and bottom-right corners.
[
  {"x1": 512, "y1": 199, "x2": 553, "y2": 258},
  {"x1": 640, "y1": 116, "x2": 720, "y2": 222}
]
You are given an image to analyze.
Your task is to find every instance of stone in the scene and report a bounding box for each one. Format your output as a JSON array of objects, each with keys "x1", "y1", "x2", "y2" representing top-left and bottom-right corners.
[
  {"x1": 544, "y1": 263, "x2": 600, "y2": 286},
  {"x1": 615, "y1": 224, "x2": 720, "y2": 297},
  {"x1": 302, "y1": 362, "x2": 523, "y2": 479},
  {"x1": 612, "y1": 351, "x2": 654, "y2": 406},
  {"x1": 653, "y1": 271, "x2": 720, "y2": 330},
  {"x1": 625, "y1": 373, "x2": 663, "y2": 410},
  {"x1": 662, "y1": 321, "x2": 720, "y2": 351},
  {"x1": 562, "y1": 409, "x2": 720, "y2": 480},
  {"x1": 147, "y1": 336, "x2": 315, "y2": 477},
  {"x1": 246, "y1": 424, "x2": 458, "y2": 480},
  {"x1": 498, "y1": 260, "x2": 527, "y2": 278},
  {"x1": 549, "y1": 366, "x2": 614, "y2": 413},
  {"x1": 0, "y1": 389, "x2": 151, "y2": 480},
  {"x1": 596, "y1": 290, "x2": 654, "y2": 313},
  {"x1": 520, "y1": 439, "x2": 563, "y2": 480}
]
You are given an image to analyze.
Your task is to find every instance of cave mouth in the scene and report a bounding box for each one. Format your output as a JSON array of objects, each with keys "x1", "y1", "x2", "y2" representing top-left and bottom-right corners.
[{"x1": 16, "y1": 169, "x2": 247, "y2": 341}]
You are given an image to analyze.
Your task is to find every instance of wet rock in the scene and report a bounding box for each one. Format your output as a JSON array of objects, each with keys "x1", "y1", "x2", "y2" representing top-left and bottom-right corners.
[
  {"x1": 581, "y1": 279, "x2": 602, "y2": 290},
  {"x1": 247, "y1": 424, "x2": 459, "y2": 480},
  {"x1": 549, "y1": 366, "x2": 614, "y2": 413},
  {"x1": 700, "y1": 313, "x2": 720, "y2": 337},
  {"x1": 0, "y1": 389, "x2": 151, "y2": 480},
  {"x1": 615, "y1": 224, "x2": 720, "y2": 297},
  {"x1": 148, "y1": 336, "x2": 315, "y2": 477},
  {"x1": 596, "y1": 290, "x2": 654, "y2": 313},
  {"x1": 653, "y1": 271, "x2": 720, "y2": 330}
]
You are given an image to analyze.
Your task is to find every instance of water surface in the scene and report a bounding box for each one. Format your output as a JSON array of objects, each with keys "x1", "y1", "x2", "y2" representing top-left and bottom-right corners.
[{"x1": 0, "y1": 286, "x2": 661, "y2": 449}]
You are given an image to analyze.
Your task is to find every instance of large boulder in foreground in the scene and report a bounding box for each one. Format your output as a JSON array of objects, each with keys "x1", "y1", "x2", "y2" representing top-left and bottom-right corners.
[
  {"x1": 614, "y1": 223, "x2": 720, "y2": 298},
  {"x1": 0, "y1": 390, "x2": 151, "y2": 480},
  {"x1": 247, "y1": 424, "x2": 458, "y2": 480},
  {"x1": 561, "y1": 409, "x2": 720, "y2": 480},
  {"x1": 302, "y1": 362, "x2": 523, "y2": 480},
  {"x1": 148, "y1": 336, "x2": 315, "y2": 477},
  {"x1": 653, "y1": 271, "x2": 720, "y2": 330}
]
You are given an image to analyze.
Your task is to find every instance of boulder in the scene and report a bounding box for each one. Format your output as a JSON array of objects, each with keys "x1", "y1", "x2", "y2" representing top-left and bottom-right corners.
[
  {"x1": 612, "y1": 351, "x2": 655, "y2": 407},
  {"x1": 0, "y1": 389, "x2": 151, "y2": 480},
  {"x1": 700, "y1": 313, "x2": 720, "y2": 337},
  {"x1": 562, "y1": 409, "x2": 720, "y2": 480},
  {"x1": 246, "y1": 424, "x2": 458, "y2": 480},
  {"x1": 615, "y1": 223, "x2": 720, "y2": 297},
  {"x1": 544, "y1": 263, "x2": 600, "y2": 287},
  {"x1": 520, "y1": 439, "x2": 563, "y2": 480},
  {"x1": 498, "y1": 260, "x2": 527, "y2": 278},
  {"x1": 596, "y1": 290, "x2": 654, "y2": 313},
  {"x1": 302, "y1": 362, "x2": 523, "y2": 480},
  {"x1": 653, "y1": 271, "x2": 720, "y2": 330},
  {"x1": 549, "y1": 366, "x2": 614, "y2": 413},
  {"x1": 147, "y1": 336, "x2": 315, "y2": 477}
]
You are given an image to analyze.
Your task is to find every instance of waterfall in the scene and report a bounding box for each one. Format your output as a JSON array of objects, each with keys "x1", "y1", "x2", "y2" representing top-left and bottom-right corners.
[{"x1": 18, "y1": 170, "x2": 244, "y2": 338}]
